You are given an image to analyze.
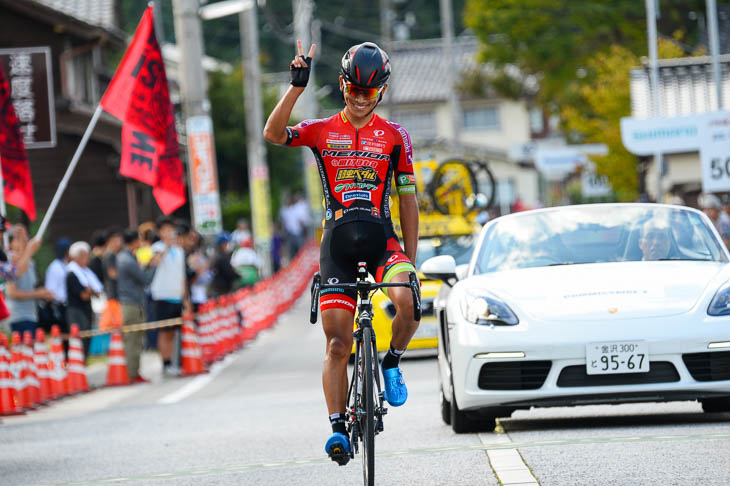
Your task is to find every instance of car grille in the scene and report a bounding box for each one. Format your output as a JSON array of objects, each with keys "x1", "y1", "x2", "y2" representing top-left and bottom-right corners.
[
  {"x1": 477, "y1": 361, "x2": 552, "y2": 390},
  {"x1": 556, "y1": 362, "x2": 680, "y2": 387},
  {"x1": 384, "y1": 298, "x2": 434, "y2": 318},
  {"x1": 682, "y1": 351, "x2": 730, "y2": 382}
]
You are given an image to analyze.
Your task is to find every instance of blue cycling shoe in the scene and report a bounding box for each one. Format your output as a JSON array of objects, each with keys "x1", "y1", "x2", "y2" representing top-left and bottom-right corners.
[
  {"x1": 382, "y1": 367, "x2": 408, "y2": 407},
  {"x1": 325, "y1": 432, "x2": 351, "y2": 466}
]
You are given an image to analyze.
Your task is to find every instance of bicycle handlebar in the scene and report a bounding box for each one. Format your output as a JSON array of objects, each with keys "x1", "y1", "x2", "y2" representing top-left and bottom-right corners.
[{"x1": 310, "y1": 271, "x2": 421, "y2": 324}]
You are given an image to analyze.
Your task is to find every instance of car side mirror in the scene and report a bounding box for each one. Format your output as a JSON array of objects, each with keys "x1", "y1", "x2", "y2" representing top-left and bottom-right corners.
[
  {"x1": 455, "y1": 264, "x2": 469, "y2": 281},
  {"x1": 421, "y1": 255, "x2": 457, "y2": 286}
]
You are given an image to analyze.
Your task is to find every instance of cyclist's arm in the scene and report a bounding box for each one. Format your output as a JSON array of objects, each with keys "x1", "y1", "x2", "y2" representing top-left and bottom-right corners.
[
  {"x1": 263, "y1": 86, "x2": 305, "y2": 145},
  {"x1": 399, "y1": 193, "x2": 419, "y2": 264}
]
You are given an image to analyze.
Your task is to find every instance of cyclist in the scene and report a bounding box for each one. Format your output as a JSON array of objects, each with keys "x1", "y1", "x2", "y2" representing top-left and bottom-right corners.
[{"x1": 264, "y1": 40, "x2": 420, "y2": 465}]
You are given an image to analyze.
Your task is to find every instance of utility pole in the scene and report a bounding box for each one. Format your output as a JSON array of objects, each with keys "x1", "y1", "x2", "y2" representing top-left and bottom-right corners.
[
  {"x1": 380, "y1": 0, "x2": 394, "y2": 119},
  {"x1": 172, "y1": 0, "x2": 210, "y2": 122},
  {"x1": 645, "y1": 0, "x2": 663, "y2": 201},
  {"x1": 293, "y1": 0, "x2": 323, "y2": 234},
  {"x1": 707, "y1": 0, "x2": 723, "y2": 110},
  {"x1": 240, "y1": 3, "x2": 273, "y2": 275},
  {"x1": 439, "y1": 0, "x2": 462, "y2": 155}
]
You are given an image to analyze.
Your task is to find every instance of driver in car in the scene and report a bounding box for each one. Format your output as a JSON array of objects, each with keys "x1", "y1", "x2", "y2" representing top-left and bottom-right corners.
[{"x1": 638, "y1": 223, "x2": 672, "y2": 261}]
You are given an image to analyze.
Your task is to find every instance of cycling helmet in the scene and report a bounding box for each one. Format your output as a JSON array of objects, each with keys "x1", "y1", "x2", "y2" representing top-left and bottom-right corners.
[{"x1": 340, "y1": 42, "x2": 391, "y2": 88}]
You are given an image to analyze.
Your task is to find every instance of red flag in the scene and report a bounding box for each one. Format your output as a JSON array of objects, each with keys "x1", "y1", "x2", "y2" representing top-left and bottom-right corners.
[
  {"x1": 0, "y1": 63, "x2": 36, "y2": 221},
  {"x1": 101, "y1": 7, "x2": 185, "y2": 214}
]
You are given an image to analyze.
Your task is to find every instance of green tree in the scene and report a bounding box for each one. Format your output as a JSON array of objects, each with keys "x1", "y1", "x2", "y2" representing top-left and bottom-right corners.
[
  {"x1": 464, "y1": 0, "x2": 703, "y2": 107},
  {"x1": 561, "y1": 39, "x2": 693, "y2": 201}
]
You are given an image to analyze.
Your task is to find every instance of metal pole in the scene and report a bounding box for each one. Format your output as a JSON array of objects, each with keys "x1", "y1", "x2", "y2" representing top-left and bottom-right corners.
[
  {"x1": 241, "y1": 4, "x2": 273, "y2": 275},
  {"x1": 293, "y1": 0, "x2": 322, "y2": 236},
  {"x1": 380, "y1": 0, "x2": 394, "y2": 119},
  {"x1": 707, "y1": 0, "x2": 723, "y2": 109},
  {"x1": 0, "y1": 155, "x2": 8, "y2": 247},
  {"x1": 36, "y1": 105, "x2": 103, "y2": 240},
  {"x1": 440, "y1": 0, "x2": 462, "y2": 155},
  {"x1": 645, "y1": 0, "x2": 663, "y2": 202}
]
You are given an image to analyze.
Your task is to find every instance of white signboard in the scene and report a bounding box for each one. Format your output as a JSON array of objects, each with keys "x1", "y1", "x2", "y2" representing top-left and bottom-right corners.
[
  {"x1": 186, "y1": 115, "x2": 222, "y2": 235},
  {"x1": 621, "y1": 111, "x2": 730, "y2": 192},
  {"x1": 535, "y1": 148, "x2": 587, "y2": 180},
  {"x1": 581, "y1": 171, "x2": 612, "y2": 198}
]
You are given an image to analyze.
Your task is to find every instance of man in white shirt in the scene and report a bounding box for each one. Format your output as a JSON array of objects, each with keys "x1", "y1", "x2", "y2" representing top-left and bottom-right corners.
[
  {"x1": 43, "y1": 238, "x2": 71, "y2": 332},
  {"x1": 150, "y1": 217, "x2": 186, "y2": 375}
]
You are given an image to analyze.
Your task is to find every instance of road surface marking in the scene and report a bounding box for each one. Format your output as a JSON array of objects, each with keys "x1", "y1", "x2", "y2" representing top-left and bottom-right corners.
[
  {"x1": 481, "y1": 423, "x2": 540, "y2": 486},
  {"x1": 157, "y1": 353, "x2": 238, "y2": 404},
  {"x1": 23, "y1": 432, "x2": 730, "y2": 486}
]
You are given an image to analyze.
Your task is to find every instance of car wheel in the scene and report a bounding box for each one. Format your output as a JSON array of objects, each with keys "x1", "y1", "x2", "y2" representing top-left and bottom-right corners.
[
  {"x1": 440, "y1": 389, "x2": 451, "y2": 425},
  {"x1": 449, "y1": 373, "x2": 495, "y2": 433},
  {"x1": 701, "y1": 397, "x2": 730, "y2": 413}
]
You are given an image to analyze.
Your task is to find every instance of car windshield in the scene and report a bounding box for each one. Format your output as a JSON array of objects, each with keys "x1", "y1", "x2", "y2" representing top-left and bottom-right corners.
[
  {"x1": 416, "y1": 234, "x2": 475, "y2": 268},
  {"x1": 475, "y1": 205, "x2": 728, "y2": 274}
]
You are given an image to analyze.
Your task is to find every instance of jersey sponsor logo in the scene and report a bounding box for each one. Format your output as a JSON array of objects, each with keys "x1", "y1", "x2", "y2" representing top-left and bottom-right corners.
[
  {"x1": 335, "y1": 167, "x2": 377, "y2": 182},
  {"x1": 397, "y1": 185, "x2": 416, "y2": 194},
  {"x1": 327, "y1": 277, "x2": 339, "y2": 284},
  {"x1": 334, "y1": 182, "x2": 377, "y2": 192},
  {"x1": 371, "y1": 207, "x2": 380, "y2": 217},
  {"x1": 342, "y1": 190, "x2": 372, "y2": 202},
  {"x1": 325, "y1": 209, "x2": 333, "y2": 220},
  {"x1": 374, "y1": 129, "x2": 385, "y2": 137},
  {"x1": 327, "y1": 143, "x2": 352, "y2": 149},
  {"x1": 398, "y1": 174, "x2": 416, "y2": 185},
  {"x1": 328, "y1": 158, "x2": 378, "y2": 168},
  {"x1": 335, "y1": 209, "x2": 343, "y2": 220},
  {"x1": 387, "y1": 254, "x2": 410, "y2": 266},
  {"x1": 361, "y1": 145, "x2": 384, "y2": 153},
  {"x1": 327, "y1": 138, "x2": 352, "y2": 144},
  {"x1": 322, "y1": 149, "x2": 390, "y2": 160}
]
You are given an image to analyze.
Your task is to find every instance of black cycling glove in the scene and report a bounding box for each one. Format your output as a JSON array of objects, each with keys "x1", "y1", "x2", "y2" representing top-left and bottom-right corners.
[{"x1": 290, "y1": 55, "x2": 312, "y2": 87}]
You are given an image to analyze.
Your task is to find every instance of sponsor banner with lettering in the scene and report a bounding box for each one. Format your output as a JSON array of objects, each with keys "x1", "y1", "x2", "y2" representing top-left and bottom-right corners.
[
  {"x1": 187, "y1": 116, "x2": 222, "y2": 234},
  {"x1": 0, "y1": 47, "x2": 56, "y2": 149},
  {"x1": 100, "y1": 7, "x2": 185, "y2": 214},
  {"x1": 700, "y1": 112, "x2": 730, "y2": 193}
]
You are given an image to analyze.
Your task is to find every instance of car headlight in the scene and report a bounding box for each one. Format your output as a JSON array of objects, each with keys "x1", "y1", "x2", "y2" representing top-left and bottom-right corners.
[
  {"x1": 708, "y1": 281, "x2": 730, "y2": 316},
  {"x1": 459, "y1": 290, "x2": 519, "y2": 326}
]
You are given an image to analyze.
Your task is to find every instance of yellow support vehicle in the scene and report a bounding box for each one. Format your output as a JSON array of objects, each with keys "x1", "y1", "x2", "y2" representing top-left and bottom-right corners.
[{"x1": 353, "y1": 158, "x2": 485, "y2": 356}]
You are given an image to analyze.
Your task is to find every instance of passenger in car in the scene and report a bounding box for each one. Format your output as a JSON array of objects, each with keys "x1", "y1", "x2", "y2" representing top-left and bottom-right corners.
[{"x1": 638, "y1": 223, "x2": 673, "y2": 261}]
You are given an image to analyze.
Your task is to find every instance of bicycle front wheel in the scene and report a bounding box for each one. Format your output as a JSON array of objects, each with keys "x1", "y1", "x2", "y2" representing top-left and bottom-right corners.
[{"x1": 360, "y1": 326, "x2": 375, "y2": 486}]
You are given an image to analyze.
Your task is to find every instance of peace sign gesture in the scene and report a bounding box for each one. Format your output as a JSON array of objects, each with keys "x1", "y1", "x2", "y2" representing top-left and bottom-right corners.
[{"x1": 290, "y1": 39, "x2": 316, "y2": 88}]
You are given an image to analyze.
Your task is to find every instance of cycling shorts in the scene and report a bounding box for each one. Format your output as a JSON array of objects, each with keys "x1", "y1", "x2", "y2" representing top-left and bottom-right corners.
[{"x1": 319, "y1": 221, "x2": 415, "y2": 314}]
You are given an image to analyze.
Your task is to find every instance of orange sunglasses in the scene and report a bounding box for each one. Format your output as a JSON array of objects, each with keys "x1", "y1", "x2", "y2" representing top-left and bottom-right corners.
[{"x1": 343, "y1": 82, "x2": 383, "y2": 99}]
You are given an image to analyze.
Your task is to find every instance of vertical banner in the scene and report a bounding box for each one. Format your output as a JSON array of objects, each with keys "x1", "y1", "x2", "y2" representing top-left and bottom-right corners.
[
  {"x1": 700, "y1": 112, "x2": 730, "y2": 193},
  {"x1": 186, "y1": 115, "x2": 222, "y2": 235},
  {"x1": 251, "y1": 163, "x2": 272, "y2": 244},
  {"x1": 0, "y1": 47, "x2": 56, "y2": 149}
]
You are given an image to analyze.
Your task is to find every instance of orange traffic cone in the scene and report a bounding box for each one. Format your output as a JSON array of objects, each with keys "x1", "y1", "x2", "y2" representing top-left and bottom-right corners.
[
  {"x1": 0, "y1": 334, "x2": 24, "y2": 416},
  {"x1": 47, "y1": 325, "x2": 69, "y2": 398},
  {"x1": 67, "y1": 324, "x2": 90, "y2": 393},
  {"x1": 181, "y1": 313, "x2": 205, "y2": 376},
  {"x1": 34, "y1": 328, "x2": 53, "y2": 403},
  {"x1": 106, "y1": 330, "x2": 130, "y2": 386},
  {"x1": 10, "y1": 332, "x2": 34, "y2": 410},
  {"x1": 22, "y1": 331, "x2": 41, "y2": 406}
]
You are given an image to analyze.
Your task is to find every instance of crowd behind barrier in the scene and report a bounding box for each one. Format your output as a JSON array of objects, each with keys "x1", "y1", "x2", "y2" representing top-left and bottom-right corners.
[{"x1": 0, "y1": 241, "x2": 318, "y2": 416}]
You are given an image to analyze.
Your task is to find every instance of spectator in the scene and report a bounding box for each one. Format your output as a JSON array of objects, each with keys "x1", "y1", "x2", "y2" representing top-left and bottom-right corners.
[
  {"x1": 231, "y1": 237, "x2": 261, "y2": 286},
  {"x1": 5, "y1": 224, "x2": 53, "y2": 335},
  {"x1": 117, "y1": 228, "x2": 159, "y2": 383},
  {"x1": 271, "y1": 221, "x2": 283, "y2": 273},
  {"x1": 41, "y1": 238, "x2": 71, "y2": 334},
  {"x1": 150, "y1": 217, "x2": 186, "y2": 375},
  {"x1": 231, "y1": 218, "x2": 252, "y2": 247},
  {"x1": 103, "y1": 227, "x2": 123, "y2": 300},
  {"x1": 136, "y1": 222, "x2": 156, "y2": 267},
  {"x1": 208, "y1": 232, "x2": 239, "y2": 297},
  {"x1": 280, "y1": 195, "x2": 304, "y2": 259},
  {"x1": 66, "y1": 241, "x2": 103, "y2": 359},
  {"x1": 183, "y1": 229, "x2": 211, "y2": 313},
  {"x1": 88, "y1": 230, "x2": 107, "y2": 283},
  {"x1": 699, "y1": 193, "x2": 730, "y2": 248}
]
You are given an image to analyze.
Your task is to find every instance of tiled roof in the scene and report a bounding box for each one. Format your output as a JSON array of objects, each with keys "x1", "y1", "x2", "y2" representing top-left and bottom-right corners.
[
  {"x1": 31, "y1": 0, "x2": 118, "y2": 31},
  {"x1": 388, "y1": 36, "x2": 482, "y2": 105},
  {"x1": 630, "y1": 55, "x2": 730, "y2": 118}
]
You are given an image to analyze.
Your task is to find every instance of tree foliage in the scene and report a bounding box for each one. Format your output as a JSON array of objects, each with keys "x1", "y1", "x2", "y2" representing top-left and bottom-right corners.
[{"x1": 561, "y1": 39, "x2": 692, "y2": 201}]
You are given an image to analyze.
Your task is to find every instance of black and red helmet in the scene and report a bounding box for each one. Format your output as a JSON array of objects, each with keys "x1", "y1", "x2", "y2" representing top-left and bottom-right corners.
[{"x1": 340, "y1": 42, "x2": 391, "y2": 88}]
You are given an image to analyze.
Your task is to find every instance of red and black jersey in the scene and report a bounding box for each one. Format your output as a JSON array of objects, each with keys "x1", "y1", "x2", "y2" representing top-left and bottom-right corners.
[{"x1": 285, "y1": 111, "x2": 416, "y2": 229}]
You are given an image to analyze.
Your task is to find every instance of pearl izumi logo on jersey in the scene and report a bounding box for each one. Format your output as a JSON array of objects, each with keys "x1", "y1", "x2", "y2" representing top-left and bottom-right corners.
[
  {"x1": 336, "y1": 167, "x2": 377, "y2": 182},
  {"x1": 342, "y1": 190, "x2": 372, "y2": 202}
]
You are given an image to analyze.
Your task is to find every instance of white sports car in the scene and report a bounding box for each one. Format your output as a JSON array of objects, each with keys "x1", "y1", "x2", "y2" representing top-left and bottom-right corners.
[{"x1": 422, "y1": 203, "x2": 730, "y2": 433}]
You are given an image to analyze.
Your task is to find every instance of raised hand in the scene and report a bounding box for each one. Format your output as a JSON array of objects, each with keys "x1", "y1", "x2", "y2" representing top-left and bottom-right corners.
[{"x1": 290, "y1": 39, "x2": 317, "y2": 88}]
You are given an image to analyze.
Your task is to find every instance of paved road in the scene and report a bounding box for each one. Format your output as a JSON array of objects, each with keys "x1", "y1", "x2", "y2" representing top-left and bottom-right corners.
[{"x1": 2, "y1": 296, "x2": 730, "y2": 485}]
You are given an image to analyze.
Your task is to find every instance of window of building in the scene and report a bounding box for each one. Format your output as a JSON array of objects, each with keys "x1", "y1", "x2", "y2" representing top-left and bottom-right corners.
[
  {"x1": 529, "y1": 107, "x2": 544, "y2": 134},
  {"x1": 393, "y1": 110, "x2": 437, "y2": 138},
  {"x1": 462, "y1": 106, "x2": 500, "y2": 130}
]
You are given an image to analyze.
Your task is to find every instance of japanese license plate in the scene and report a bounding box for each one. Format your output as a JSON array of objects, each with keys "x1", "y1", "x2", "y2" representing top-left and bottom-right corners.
[{"x1": 586, "y1": 341, "x2": 650, "y2": 375}]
